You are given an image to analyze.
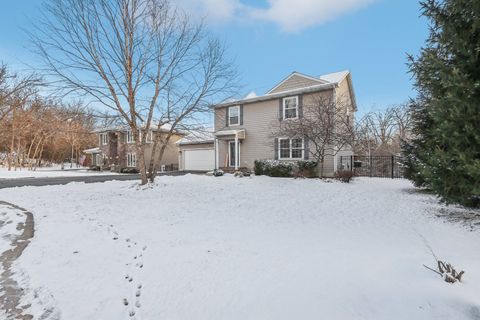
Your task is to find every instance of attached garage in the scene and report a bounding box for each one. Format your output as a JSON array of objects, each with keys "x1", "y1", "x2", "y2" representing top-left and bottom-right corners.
[
  {"x1": 183, "y1": 148, "x2": 215, "y2": 171},
  {"x1": 177, "y1": 131, "x2": 215, "y2": 171}
]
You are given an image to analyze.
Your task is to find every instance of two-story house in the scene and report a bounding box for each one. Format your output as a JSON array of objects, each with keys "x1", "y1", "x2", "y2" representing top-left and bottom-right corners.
[
  {"x1": 177, "y1": 70, "x2": 357, "y2": 176},
  {"x1": 87, "y1": 124, "x2": 183, "y2": 172}
]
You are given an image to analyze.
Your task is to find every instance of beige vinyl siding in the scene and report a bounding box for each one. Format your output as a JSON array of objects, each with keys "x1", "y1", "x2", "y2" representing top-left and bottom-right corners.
[
  {"x1": 142, "y1": 133, "x2": 182, "y2": 168},
  {"x1": 214, "y1": 107, "x2": 228, "y2": 131},
  {"x1": 269, "y1": 74, "x2": 323, "y2": 94},
  {"x1": 213, "y1": 75, "x2": 357, "y2": 177},
  {"x1": 214, "y1": 90, "x2": 339, "y2": 176}
]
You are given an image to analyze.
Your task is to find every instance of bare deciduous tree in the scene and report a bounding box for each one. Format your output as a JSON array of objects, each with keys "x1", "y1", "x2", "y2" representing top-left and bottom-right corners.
[
  {"x1": 271, "y1": 96, "x2": 354, "y2": 177},
  {"x1": 32, "y1": 0, "x2": 237, "y2": 184},
  {"x1": 355, "y1": 103, "x2": 412, "y2": 155},
  {"x1": 0, "y1": 64, "x2": 40, "y2": 123}
]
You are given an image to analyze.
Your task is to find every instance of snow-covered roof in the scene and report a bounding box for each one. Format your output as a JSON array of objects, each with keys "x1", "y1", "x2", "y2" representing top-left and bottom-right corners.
[
  {"x1": 213, "y1": 70, "x2": 352, "y2": 109},
  {"x1": 244, "y1": 91, "x2": 258, "y2": 99},
  {"x1": 213, "y1": 82, "x2": 336, "y2": 108},
  {"x1": 318, "y1": 70, "x2": 350, "y2": 84},
  {"x1": 176, "y1": 130, "x2": 214, "y2": 145},
  {"x1": 83, "y1": 147, "x2": 102, "y2": 154},
  {"x1": 94, "y1": 122, "x2": 175, "y2": 134}
]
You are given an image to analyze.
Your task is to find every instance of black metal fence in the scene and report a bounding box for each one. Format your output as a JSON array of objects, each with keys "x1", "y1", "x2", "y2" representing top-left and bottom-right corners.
[{"x1": 338, "y1": 155, "x2": 405, "y2": 179}]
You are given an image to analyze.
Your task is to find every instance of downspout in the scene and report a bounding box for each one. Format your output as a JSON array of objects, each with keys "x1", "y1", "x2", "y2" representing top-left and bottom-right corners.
[{"x1": 333, "y1": 86, "x2": 338, "y2": 173}]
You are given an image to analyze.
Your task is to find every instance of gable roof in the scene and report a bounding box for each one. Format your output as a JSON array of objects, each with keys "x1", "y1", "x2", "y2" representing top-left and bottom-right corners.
[
  {"x1": 319, "y1": 70, "x2": 350, "y2": 84},
  {"x1": 213, "y1": 70, "x2": 354, "y2": 109},
  {"x1": 266, "y1": 72, "x2": 328, "y2": 95}
]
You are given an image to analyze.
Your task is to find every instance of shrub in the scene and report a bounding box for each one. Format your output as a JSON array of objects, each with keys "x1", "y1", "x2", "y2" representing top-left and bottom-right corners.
[
  {"x1": 335, "y1": 170, "x2": 354, "y2": 183},
  {"x1": 296, "y1": 160, "x2": 318, "y2": 178},
  {"x1": 254, "y1": 160, "x2": 265, "y2": 176},
  {"x1": 121, "y1": 167, "x2": 139, "y2": 174},
  {"x1": 254, "y1": 160, "x2": 293, "y2": 177}
]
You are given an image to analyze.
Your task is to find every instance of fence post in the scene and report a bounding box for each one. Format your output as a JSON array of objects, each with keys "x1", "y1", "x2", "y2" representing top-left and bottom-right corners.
[
  {"x1": 391, "y1": 155, "x2": 394, "y2": 179},
  {"x1": 350, "y1": 155, "x2": 353, "y2": 172},
  {"x1": 369, "y1": 156, "x2": 372, "y2": 177}
]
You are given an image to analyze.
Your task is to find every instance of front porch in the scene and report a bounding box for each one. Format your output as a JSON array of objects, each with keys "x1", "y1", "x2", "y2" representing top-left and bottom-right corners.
[{"x1": 214, "y1": 129, "x2": 245, "y2": 171}]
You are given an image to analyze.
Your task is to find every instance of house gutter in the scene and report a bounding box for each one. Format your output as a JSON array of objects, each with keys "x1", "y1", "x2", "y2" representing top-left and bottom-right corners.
[{"x1": 212, "y1": 83, "x2": 337, "y2": 109}]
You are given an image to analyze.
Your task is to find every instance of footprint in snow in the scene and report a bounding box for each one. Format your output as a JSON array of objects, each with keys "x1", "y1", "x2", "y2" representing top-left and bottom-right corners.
[
  {"x1": 123, "y1": 298, "x2": 129, "y2": 306},
  {"x1": 135, "y1": 301, "x2": 141, "y2": 308},
  {"x1": 135, "y1": 290, "x2": 141, "y2": 297}
]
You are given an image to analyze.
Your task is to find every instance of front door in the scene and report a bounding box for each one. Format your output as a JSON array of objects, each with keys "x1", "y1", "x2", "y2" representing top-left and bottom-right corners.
[{"x1": 229, "y1": 141, "x2": 236, "y2": 167}]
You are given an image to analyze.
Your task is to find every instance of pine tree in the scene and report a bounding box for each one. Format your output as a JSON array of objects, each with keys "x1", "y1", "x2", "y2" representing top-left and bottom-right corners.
[{"x1": 405, "y1": 0, "x2": 480, "y2": 207}]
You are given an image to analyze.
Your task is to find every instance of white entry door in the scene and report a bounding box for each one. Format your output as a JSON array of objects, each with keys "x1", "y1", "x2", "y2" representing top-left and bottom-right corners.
[{"x1": 183, "y1": 149, "x2": 215, "y2": 171}]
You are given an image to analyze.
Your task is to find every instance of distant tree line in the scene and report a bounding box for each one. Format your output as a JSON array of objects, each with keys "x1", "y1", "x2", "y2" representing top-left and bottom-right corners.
[
  {"x1": 0, "y1": 64, "x2": 96, "y2": 170},
  {"x1": 355, "y1": 103, "x2": 412, "y2": 156}
]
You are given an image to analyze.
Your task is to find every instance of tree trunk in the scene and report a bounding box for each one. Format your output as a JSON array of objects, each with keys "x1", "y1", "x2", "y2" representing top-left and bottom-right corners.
[
  {"x1": 148, "y1": 132, "x2": 174, "y2": 183},
  {"x1": 146, "y1": 135, "x2": 160, "y2": 182},
  {"x1": 34, "y1": 141, "x2": 46, "y2": 171},
  {"x1": 136, "y1": 142, "x2": 148, "y2": 185},
  {"x1": 26, "y1": 136, "x2": 37, "y2": 170}
]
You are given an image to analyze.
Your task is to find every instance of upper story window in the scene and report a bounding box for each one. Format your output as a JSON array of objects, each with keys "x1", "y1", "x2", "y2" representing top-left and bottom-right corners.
[
  {"x1": 146, "y1": 130, "x2": 153, "y2": 143},
  {"x1": 283, "y1": 96, "x2": 298, "y2": 119},
  {"x1": 100, "y1": 133, "x2": 108, "y2": 145},
  {"x1": 279, "y1": 138, "x2": 303, "y2": 160},
  {"x1": 228, "y1": 106, "x2": 240, "y2": 126},
  {"x1": 126, "y1": 130, "x2": 134, "y2": 144}
]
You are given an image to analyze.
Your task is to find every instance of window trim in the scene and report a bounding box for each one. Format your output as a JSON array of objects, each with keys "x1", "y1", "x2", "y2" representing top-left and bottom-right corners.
[
  {"x1": 278, "y1": 137, "x2": 304, "y2": 160},
  {"x1": 126, "y1": 130, "x2": 134, "y2": 144},
  {"x1": 283, "y1": 96, "x2": 299, "y2": 120},
  {"x1": 145, "y1": 130, "x2": 153, "y2": 143},
  {"x1": 100, "y1": 133, "x2": 108, "y2": 145},
  {"x1": 126, "y1": 153, "x2": 137, "y2": 167},
  {"x1": 228, "y1": 105, "x2": 240, "y2": 126}
]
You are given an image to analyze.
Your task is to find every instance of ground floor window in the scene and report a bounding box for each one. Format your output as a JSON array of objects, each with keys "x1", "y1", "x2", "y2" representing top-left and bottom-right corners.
[
  {"x1": 127, "y1": 153, "x2": 137, "y2": 167},
  {"x1": 279, "y1": 138, "x2": 304, "y2": 160}
]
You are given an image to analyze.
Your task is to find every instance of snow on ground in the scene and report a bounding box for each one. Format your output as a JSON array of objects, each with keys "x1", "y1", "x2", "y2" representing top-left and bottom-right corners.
[
  {"x1": 0, "y1": 204, "x2": 26, "y2": 255},
  {"x1": 0, "y1": 175, "x2": 479, "y2": 319},
  {"x1": 0, "y1": 165, "x2": 119, "y2": 179}
]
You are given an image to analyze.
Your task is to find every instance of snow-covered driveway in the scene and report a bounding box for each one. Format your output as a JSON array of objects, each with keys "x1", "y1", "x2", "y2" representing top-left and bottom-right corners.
[{"x1": 0, "y1": 175, "x2": 479, "y2": 319}]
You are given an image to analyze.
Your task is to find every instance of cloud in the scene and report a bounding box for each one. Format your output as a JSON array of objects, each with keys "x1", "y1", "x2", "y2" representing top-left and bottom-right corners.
[
  {"x1": 178, "y1": 0, "x2": 375, "y2": 32},
  {"x1": 176, "y1": 0, "x2": 243, "y2": 22},
  {"x1": 249, "y1": 0, "x2": 375, "y2": 32}
]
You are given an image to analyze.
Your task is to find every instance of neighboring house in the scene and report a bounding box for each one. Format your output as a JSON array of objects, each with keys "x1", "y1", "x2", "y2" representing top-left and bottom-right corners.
[
  {"x1": 212, "y1": 70, "x2": 357, "y2": 176},
  {"x1": 86, "y1": 125, "x2": 183, "y2": 171}
]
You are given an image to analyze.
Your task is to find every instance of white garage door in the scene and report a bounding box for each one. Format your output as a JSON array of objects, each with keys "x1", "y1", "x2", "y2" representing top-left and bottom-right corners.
[{"x1": 184, "y1": 149, "x2": 215, "y2": 171}]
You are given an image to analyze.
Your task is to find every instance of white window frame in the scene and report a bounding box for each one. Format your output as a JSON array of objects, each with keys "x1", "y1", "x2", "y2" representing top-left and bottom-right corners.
[
  {"x1": 146, "y1": 130, "x2": 153, "y2": 143},
  {"x1": 278, "y1": 138, "x2": 304, "y2": 160},
  {"x1": 126, "y1": 130, "x2": 134, "y2": 144},
  {"x1": 100, "y1": 133, "x2": 108, "y2": 145},
  {"x1": 283, "y1": 96, "x2": 298, "y2": 120},
  {"x1": 127, "y1": 153, "x2": 137, "y2": 167},
  {"x1": 228, "y1": 105, "x2": 240, "y2": 126}
]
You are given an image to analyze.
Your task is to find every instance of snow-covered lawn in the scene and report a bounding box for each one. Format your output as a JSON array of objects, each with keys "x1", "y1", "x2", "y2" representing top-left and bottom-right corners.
[
  {"x1": 0, "y1": 165, "x2": 119, "y2": 179},
  {"x1": 1, "y1": 175, "x2": 479, "y2": 319}
]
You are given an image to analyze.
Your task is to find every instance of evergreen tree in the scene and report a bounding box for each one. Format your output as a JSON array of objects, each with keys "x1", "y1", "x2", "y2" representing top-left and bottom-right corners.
[{"x1": 405, "y1": 0, "x2": 480, "y2": 207}]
